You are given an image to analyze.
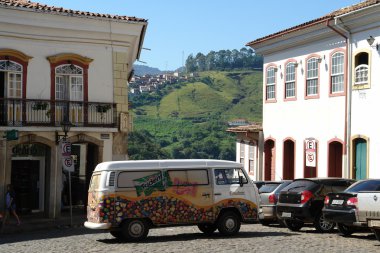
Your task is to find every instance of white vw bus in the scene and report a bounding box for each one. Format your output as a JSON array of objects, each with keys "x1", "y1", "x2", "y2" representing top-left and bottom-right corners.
[{"x1": 84, "y1": 159, "x2": 260, "y2": 241}]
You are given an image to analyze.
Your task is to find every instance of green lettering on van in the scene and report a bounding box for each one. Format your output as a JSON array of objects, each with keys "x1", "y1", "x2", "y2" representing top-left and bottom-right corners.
[{"x1": 134, "y1": 171, "x2": 172, "y2": 196}]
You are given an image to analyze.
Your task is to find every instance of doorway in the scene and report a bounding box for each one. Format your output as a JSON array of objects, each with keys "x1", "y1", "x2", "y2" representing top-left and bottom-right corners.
[
  {"x1": 62, "y1": 142, "x2": 98, "y2": 213},
  {"x1": 11, "y1": 158, "x2": 45, "y2": 214},
  {"x1": 283, "y1": 139, "x2": 295, "y2": 180},
  {"x1": 264, "y1": 140, "x2": 275, "y2": 181},
  {"x1": 353, "y1": 138, "x2": 367, "y2": 180},
  {"x1": 328, "y1": 141, "x2": 343, "y2": 177}
]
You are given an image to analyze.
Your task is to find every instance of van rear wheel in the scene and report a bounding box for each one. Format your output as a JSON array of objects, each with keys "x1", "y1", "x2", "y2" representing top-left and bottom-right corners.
[
  {"x1": 110, "y1": 231, "x2": 123, "y2": 239},
  {"x1": 217, "y1": 211, "x2": 241, "y2": 236},
  {"x1": 122, "y1": 219, "x2": 149, "y2": 242},
  {"x1": 198, "y1": 223, "x2": 217, "y2": 235},
  {"x1": 373, "y1": 229, "x2": 380, "y2": 241}
]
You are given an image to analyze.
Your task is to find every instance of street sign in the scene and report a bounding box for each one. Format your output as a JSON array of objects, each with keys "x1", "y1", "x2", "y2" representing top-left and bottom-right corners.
[
  {"x1": 305, "y1": 139, "x2": 316, "y2": 167},
  {"x1": 3, "y1": 129, "x2": 19, "y2": 141},
  {"x1": 63, "y1": 157, "x2": 74, "y2": 172},
  {"x1": 61, "y1": 141, "x2": 74, "y2": 172}
]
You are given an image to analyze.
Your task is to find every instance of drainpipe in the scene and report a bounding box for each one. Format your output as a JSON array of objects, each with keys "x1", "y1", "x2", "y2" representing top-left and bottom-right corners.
[{"x1": 326, "y1": 18, "x2": 352, "y2": 179}]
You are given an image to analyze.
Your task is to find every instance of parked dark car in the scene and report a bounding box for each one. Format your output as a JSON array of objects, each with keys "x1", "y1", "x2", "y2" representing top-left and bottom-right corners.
[
  {"x1": 276, "y1": 178, "x2": 355, "y2": 232},
  {"x1": 323, "y1": 179, "x2": 380, "y2": 236},
  {"x1": 258, "y1": 180, "x2": 292, "y2": 226}
]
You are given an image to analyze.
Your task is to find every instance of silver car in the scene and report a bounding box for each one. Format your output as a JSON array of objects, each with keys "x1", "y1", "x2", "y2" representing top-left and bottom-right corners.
[{"x1": 258, "y1": 181, "x2": 292, "y2": 226}]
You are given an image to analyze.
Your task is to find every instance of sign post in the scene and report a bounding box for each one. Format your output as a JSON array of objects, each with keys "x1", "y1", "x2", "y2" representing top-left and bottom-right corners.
[
  {"x1": 305, "y1": 139, "x2": 316, "y2": 177},
  {"x1": 60, "y1": 140, "x2": 73, "y2": 226}
]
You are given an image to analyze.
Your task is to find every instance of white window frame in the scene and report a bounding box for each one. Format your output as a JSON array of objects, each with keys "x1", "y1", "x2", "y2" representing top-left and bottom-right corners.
[
  {"x1": 306, "y1": 58, "x2": 319, "y2": 96},
  {"x1": 55, "y1": 64, "x2": 84, "y2": 101},
  {"x1": 240, "y1": 142, "x2": 245, "y2": 164},
  {"x1": 248, "y1": 143, "x2": 255, "y2": 174},
  {"x1": 285, "y1": 62, "x2": 296, "y2": 98},
  {"x1": 354, "y1": 64, "x2": 368, "y2": 85},
  {"x1": 266, "y1": 67, "x2": 276, "y2": 100},
  {"x1": 331, "y1": 52, "x2": 344, "y2": 93}
]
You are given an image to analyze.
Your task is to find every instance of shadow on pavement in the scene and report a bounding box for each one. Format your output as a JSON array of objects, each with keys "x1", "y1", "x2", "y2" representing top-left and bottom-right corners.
[
  {"x1": 98, "y1": 230, "x2": 295, "y2": 244},
  {"x1": 0, "y1": 227, "x2": 102, "y2": 245}
]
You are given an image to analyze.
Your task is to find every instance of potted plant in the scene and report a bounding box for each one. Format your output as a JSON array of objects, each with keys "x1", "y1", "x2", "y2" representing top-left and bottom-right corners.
[
  {"x1": 96, "y1": 104, "x2": 111, "y2": 113},
  {"x1": 32, "y1": 101, "x2": 48, "y2": 111}
]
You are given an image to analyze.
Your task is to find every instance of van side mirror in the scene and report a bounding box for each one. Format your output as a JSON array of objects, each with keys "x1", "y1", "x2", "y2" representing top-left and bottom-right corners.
[{"x1": 239, "y1": 176, "x2": 244, "y2": 187}]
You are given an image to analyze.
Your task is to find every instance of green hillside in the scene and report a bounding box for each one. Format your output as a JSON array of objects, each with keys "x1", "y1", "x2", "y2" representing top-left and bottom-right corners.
[
  {"x1": 129, "y1": 70, "x2": 262, "y2": 160},
  {"x1": 138, "y1": 70, "x2": 262, "y2": 121}
]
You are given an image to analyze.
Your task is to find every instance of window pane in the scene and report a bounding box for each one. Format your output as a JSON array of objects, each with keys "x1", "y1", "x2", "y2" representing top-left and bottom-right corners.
[
  {"x1": 118, "y1": 171, "x2": 163, "y2": 188},
  {"x1": 168, "y1": 170, "x2": 209, "y2": 185},
  {"x1": 266, "y1": 67, "x2": 276, "y2": 100},
  {"x1": 307, "y1": 79, "x2": 318, "y2": 95},
  {"x1": 331, "y1": 52, "x2": 344, "y2": 93}
]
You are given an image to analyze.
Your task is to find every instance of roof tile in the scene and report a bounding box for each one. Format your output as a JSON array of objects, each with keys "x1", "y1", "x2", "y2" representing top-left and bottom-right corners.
[
  {"x1": 0, "y1": 0, "x2": 147, "y2": 23},
  {"x1": 247, "y1": 0, "x2": 380, "y2": 46}
]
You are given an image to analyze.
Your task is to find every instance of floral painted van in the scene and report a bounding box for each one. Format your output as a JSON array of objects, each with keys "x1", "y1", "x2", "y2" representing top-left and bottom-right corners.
[{"x1": 84, "y1": 159, "x2": 260, "y2": 241}]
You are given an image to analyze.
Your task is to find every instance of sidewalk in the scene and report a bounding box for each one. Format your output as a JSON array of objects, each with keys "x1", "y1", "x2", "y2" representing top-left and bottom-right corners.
[{"x1": 0, "y1": 208, "x2": 87, "y2": 235}]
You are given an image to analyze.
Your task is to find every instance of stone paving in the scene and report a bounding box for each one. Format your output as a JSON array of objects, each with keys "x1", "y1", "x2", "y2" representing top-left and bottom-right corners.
[{"x1": 0, "y1": 223, "x2": 379, "y2": 253}]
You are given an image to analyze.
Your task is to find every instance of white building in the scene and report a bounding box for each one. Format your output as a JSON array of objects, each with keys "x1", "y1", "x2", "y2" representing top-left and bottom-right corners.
[
  {"x1": 0, "y1": 0, "x2": 147, "y2": 218},
  {"x1": 246, "y1": 0, "x2": 380, "y2": 181}
]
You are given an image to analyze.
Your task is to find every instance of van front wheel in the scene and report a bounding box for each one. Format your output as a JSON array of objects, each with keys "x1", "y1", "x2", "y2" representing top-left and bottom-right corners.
[
  {"x1": 217, "y1": 211, "x2": 241, "y2": 236},
  {"x1": 122, "y1": 219, "x2": 149, "y2": 242}
]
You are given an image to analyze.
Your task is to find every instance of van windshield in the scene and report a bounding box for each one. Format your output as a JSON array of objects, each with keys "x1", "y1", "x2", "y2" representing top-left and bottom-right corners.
[{"x1": 89, "y1": 174, "x2": 101, "y2": 191}]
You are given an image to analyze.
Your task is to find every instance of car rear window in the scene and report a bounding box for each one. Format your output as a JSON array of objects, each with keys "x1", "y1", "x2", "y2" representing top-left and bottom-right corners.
[
  {"x1": 259, "y1": 183, "x2": 281, "y2": 193},
  {"x1": 281, "y1": 180, "x2": 319, "y2": 193},
  {"x1": 345, "y1": 180, "x2": 380, "y2": 193}
]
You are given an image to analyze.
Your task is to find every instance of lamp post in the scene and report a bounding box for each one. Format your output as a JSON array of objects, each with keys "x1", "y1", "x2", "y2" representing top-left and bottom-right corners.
[
  {"x1": 56, "y1": 120, "x2": 72, "y2": 144},
  {"x1": 55, "y1": 120, "x2": 73, "y2": 226}
]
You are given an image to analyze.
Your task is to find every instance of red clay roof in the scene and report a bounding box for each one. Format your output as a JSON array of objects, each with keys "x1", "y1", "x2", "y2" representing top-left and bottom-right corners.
[
  {"x1": 0, "y1": 0, "x2": 147, "y2": 23},
  {"x1": 246, "y1": 0, "x2": 380, "y2": 47}
]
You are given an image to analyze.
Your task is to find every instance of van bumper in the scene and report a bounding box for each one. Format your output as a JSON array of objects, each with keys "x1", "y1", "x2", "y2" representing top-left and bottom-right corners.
[{"x1": 84, "y1": 221, "x2": 112, "y2": 230}]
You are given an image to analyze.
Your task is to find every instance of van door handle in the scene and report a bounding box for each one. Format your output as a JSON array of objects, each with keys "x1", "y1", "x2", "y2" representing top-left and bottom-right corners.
[
  {"x1": 202, "y1": 193, "x2": 210, "y2": 197},
  {"x1": 214, "y1": 193, "x2": 222, "y2": 196}
]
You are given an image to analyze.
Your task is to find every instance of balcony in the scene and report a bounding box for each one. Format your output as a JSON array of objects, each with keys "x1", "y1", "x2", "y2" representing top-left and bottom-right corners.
[{"x1": 0, "y1": 98, "x2": 117, "y2": 128}]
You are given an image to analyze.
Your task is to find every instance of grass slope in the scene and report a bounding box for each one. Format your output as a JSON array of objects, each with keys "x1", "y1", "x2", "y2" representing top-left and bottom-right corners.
[{"x1": 139, "y1": 70, "x2": 262, "y2": 122}]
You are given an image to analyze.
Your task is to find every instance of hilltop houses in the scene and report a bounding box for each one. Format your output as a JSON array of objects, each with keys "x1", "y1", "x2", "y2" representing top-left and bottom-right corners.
[
  {"x1": 0, "y1": 0, "x2": 147, "y2": 218},
  {"x1": 129, "y1": 72, "x2": 189, "y2": 95},
  {"x1": 237, "y1": 0, "x2": 380, "y2": 181}
]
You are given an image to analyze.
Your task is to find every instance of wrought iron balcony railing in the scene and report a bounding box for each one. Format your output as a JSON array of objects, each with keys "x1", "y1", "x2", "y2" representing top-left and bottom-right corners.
[{"x1": 0, "y1": 98, "x2": 117, "y2": 128}]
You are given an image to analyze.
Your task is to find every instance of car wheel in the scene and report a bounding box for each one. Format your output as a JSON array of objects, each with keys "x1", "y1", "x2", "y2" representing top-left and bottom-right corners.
[
  {"x1": 337, "y1": 223, "x2": 355, "y2": 236},
  {"x1": 122, "y1": 219, "x2": 149, "y2": 242},
  {"x1": 217, "y1": 211, "x2": 241, "y2": 236},
  {"x1": 259, "y1": 220, "x2": 272, "y2": 226},
  {"x1": 198, "y1": 223, "x2": 217, "y2": 235},
  {"x1": 314, "y1": 213, "x2": 335, "y2": 233},
  {"x1": 284, "y1": 220, "x2": 303, "y2": 231},
  {"x1": 373, "y1": 229, "x2": 380, "y2": 241},
  {"x1": 110, "y1": 230, "x2": 123, "y2": 239}
]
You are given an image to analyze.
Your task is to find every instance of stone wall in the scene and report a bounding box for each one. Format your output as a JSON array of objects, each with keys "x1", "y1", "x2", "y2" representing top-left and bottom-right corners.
[{"x1": 112, "y1": 51, "x2": 129, "y2": 160}]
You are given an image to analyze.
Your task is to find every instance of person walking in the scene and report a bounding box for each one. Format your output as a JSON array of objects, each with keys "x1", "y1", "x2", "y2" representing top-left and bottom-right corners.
[{"x1": 4, "y1": 184, "x2": 21, "y2": 226}]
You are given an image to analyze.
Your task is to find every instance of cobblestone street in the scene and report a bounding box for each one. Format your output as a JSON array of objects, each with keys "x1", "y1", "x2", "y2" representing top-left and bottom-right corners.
[{"x1": 1, "y1": 223, "x2": 379, "y2": 253}]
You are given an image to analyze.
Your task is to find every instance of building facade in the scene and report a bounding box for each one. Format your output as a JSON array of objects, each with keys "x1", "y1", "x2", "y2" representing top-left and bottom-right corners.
[
  {"x1": 0, "y1": 0, "x2": 147, "y2": 218},
  {"x1": 227, "y1": 124, "x2": 263, "y2": 181},
  {"x1": 246, "y1": 0, "x2": 380, "y2": 181}
]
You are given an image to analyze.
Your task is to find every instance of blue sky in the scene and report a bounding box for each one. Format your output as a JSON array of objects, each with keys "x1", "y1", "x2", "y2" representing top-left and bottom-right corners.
[{"x1": 41, "y1": 0, "x2": 359, "y2": 70}]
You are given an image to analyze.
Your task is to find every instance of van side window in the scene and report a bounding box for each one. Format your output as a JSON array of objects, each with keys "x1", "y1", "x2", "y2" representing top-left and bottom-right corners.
[
  {"x1": 168, "y1": 169, "x2": 209, "y2": 186},
  {"x1": 214, "y1": 168, "x2": 248, "y2": 185},
  {"x1": 117, "y1": 170, "x2": 163, "y2": 188}
]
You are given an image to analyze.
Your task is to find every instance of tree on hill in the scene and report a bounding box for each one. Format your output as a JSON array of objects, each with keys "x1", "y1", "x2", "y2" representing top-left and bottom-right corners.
[
  {"x1": 185, "y1": 48, "x2": 263, "y2": 72},
  {"x1": 128, "y1": 130, "x2": 170, "y2": 160}
]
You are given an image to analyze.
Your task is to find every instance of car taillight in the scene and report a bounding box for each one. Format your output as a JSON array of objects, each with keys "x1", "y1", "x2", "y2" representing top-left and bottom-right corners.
[
  {"x1": 269, "y1": 194, "x2": 277, "y2": 204},
  {"x1": 346, "y1": 197, "x2": 358, "y2": 207},
  {"x1": 300, "y1": 190, "x2": 313, "y2": 204},
  {"x1": 324, "y1": 196, "x2": 330, "y2": 206}
]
